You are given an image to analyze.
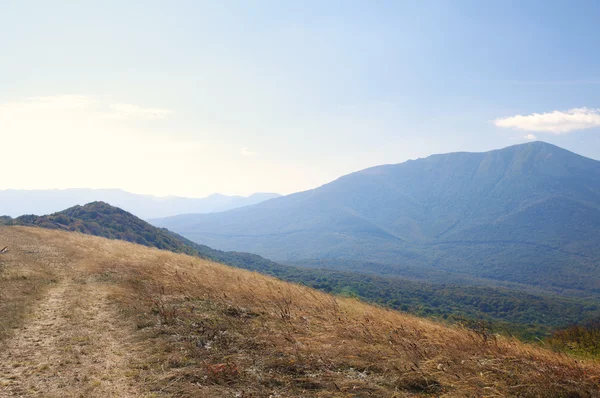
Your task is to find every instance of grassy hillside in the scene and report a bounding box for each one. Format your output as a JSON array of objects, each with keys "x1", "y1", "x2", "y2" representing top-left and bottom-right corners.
[
  {"x1": 3, "y1": 201, "x2": 599, "y2": 338},
  {"x1": 1, "y1": 226, "x2": 599, "y2": 397},
  {"x1": 152, "y1": 142, "x2": 600, "y2": 296}
]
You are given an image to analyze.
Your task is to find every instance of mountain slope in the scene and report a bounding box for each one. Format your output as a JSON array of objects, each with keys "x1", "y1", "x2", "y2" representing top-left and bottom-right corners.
[
  {"x1": 151, "y1": 142, "x2": 600, "y2": 295},
  {"x1": 2, "y1": 226, "x2": 600, "y2": 397},
  {"x1": 4, "y1": 201, "x2": 600, "y2": 337},
  {"x1": 0, "y1": 188, "x2": 280, "y2": 219}
]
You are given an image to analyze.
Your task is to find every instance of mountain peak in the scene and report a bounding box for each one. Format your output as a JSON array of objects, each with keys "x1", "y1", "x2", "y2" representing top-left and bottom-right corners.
[
  {"x1": 497, "y1": 140, "x2": 565, "y2": 154},
  {"x1": 485, "y1": 140, "x2": 598, "y2": 176}
]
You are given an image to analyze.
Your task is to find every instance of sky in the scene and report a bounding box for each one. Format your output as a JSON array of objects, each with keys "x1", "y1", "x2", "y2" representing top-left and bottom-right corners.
[{"x1": 2, "y1": 0, "x2": 600, "y2": 197}]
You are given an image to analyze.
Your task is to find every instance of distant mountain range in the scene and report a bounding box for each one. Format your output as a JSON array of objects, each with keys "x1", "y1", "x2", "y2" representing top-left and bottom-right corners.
[
  {"x1": 0, "y1": 189, "x2": 280, "y2": 219},
  {"x1": 151, "y1": 142, "x2": 600, "y2": 296}
]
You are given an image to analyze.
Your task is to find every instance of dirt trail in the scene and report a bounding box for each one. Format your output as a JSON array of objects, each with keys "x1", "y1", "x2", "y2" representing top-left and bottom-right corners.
[{"x1": 0, "y1": 275, "x2": 144, "y2": 397}]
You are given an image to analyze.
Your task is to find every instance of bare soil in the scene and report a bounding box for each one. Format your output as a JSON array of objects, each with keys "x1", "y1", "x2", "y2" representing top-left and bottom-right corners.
[{"x1": 0, "y1": 273, "x2": 143, "y2": 397}]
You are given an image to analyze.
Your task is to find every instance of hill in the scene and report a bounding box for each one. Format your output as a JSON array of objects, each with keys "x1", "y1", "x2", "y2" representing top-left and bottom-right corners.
[
  {"x1": 0, "y1": 188, "x2": 280, "y2": 219},
  {"x1": 1, "y1": 226, "x2": 600, "y2": 396},
  {"x1": 4, "y1": 201, "x2": 600, "y2": 338},
  {"x1": 0, "y1": 202, "x2": 200, "y2": 256},
  {"x1": 151, "y1": 141, "x2": 600, "y2": 296}
]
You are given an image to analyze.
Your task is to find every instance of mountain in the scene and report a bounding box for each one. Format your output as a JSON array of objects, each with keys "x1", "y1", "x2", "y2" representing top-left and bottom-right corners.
[
  {"x1": 0, "y1": 188, "x2": 280, "y2": 219},
  {"x1": 4, "y1": 201, "x2": 599, "y2": 337},
  {"x1": 151, "y1": 142, "x2": 600, "y2": 296},
  {"x1": 2, "y1": 226, "x2": 600, "y2": 396}
]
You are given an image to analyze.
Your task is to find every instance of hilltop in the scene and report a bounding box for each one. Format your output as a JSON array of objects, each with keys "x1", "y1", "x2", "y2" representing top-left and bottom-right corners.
[
  {"x1": 152, "y1": 141, "x2": 600, "y2": 296},
  {"x1": 0, "y1": 201, "x2": 200, "y2": 255},
  {"x1": 1, "y1": 226, "x2": 599, "y2": 397}
]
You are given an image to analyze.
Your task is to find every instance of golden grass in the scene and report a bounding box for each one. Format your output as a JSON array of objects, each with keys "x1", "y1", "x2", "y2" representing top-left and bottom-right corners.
[
  {"x1": 0, "y1": 227, "x2": 62, "y2": 343},
  {"x1": 2, "y1": 226, "x2": 600, "y2": 397}
]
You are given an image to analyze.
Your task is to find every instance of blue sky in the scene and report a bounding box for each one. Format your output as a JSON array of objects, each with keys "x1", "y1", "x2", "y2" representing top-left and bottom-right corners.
[{"x1": 2, "y1": 1, "x2": 600, "y2": 197}]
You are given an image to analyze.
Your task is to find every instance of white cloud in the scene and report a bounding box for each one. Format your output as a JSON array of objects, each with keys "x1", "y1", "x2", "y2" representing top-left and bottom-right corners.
[
  {"x1": 493, "y1": 108, "x2": 600, "y2": 134},
  {"x1": 524, "y1": 133, "x2": 537, "y2": 141},
  {"x1": 240, "y1": 147, "x2": 258, "y2": 156},
  {"x1": 109, "y1": 103, "x2": 173, "y2": 119}
]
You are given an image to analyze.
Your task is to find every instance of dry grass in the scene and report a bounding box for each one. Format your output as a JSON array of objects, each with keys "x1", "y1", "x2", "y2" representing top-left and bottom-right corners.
[
  {"x1": 0, "y1": 227, "x2": 62, "y2": 343},
  {"x1": 0, "y1": 227, "x2": 146, "y2": 397},
  {"x1": 2, "y1": 226, "x2": 600, "y2": 397}
]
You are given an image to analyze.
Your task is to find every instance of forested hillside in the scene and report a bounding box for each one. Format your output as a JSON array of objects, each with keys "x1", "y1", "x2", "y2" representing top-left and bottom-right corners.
[{"x1": 1, "y1": 202, "x2": 199, "y2": 255}]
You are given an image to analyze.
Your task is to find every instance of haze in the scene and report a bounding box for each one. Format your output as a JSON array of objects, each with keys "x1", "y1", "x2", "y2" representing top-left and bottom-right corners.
[{"x1": 2, "y1": 1, "x2": 600, "y2": 197}]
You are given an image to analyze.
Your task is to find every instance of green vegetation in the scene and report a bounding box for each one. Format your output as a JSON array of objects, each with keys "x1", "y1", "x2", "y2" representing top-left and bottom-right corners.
[{"x1": 548, "y1": 320, "x2": 600, "y2": 357}]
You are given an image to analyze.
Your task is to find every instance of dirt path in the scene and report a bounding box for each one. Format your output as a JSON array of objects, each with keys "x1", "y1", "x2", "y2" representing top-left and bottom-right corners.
[{"x1": 0, "y1": 276, "x2": 144, "y2": 397}]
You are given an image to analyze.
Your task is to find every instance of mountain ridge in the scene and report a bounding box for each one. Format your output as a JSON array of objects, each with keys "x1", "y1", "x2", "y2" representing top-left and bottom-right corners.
[{"x1": 151, "y1": 141, "x2": 600, "y2": 295}]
